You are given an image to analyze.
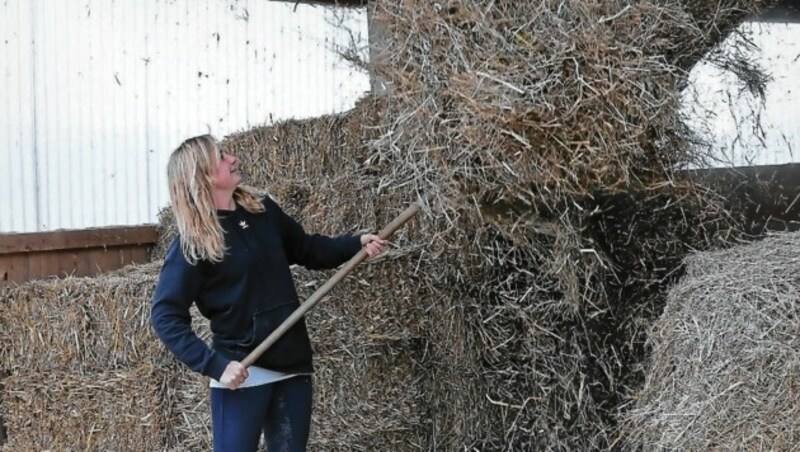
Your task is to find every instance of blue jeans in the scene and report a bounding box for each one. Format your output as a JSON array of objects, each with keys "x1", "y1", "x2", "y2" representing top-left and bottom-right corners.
[{"x1": 210, "y1": 375, "x2": 313, "y2": 452}]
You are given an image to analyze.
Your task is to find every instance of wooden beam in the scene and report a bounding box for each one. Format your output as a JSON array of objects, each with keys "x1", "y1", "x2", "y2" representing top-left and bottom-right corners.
[
  {"x1": 0, "y1": 225, "x2": 159, "y2": 255},
  {"x1": 751, "y1": 0, "x2": 800, "y2": 23},
  {"x1": 270, "y1": 0, "x2": 367, "y2": 7}
]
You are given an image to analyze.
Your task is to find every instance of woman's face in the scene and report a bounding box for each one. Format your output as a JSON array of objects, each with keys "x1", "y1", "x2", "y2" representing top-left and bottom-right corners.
[{"x1": 211, "y1": 149, "x2": 242, "y2": 191}]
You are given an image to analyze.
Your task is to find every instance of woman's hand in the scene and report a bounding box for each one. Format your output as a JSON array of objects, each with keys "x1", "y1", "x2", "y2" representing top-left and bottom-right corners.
[
  {"x1": 220, "y1": 361, "x2": 249, "y2": 390},
  {"x1": 360, "y1": 234, "x2": 388, "y2": 257}
]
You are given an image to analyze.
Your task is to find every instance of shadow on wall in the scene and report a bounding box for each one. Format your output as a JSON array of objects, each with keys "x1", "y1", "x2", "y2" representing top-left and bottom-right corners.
[{"x1": 691, "y1": 163, "x2": 800, "y2": 235}]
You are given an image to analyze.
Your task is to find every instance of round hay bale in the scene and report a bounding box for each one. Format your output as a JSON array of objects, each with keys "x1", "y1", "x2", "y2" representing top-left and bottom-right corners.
[{"x1": 623, "y1": 232, "x2": 800, "y2": 450}]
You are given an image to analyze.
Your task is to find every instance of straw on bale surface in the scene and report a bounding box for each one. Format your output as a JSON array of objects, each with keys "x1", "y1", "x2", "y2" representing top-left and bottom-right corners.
[
  {"x1": 623, "y1": 232, "x2": 800, "y2": 450},
  {"x1": 2, "y1": 368, "x2": 165, "y2": 450},
  {"x1": 0, "y1": 264, "x2": 222, "y2": 450},
  {"x1": 0, "y1": 264, "x2": 175, "y2": 449},
  {"x1": 0, "y1": 264, "x2": 162, "y2": 372}
]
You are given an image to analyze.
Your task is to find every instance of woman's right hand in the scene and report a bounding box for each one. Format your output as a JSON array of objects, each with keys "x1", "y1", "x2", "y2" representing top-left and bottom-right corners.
[{"x1": 220, "y1": 361, "x2": 249, "y2": 389}]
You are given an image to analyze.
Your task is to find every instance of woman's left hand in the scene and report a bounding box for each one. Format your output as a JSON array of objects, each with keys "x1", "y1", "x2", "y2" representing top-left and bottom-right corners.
[{"x1": 360, "y1": 234, "x2": 388, "y2": 257}]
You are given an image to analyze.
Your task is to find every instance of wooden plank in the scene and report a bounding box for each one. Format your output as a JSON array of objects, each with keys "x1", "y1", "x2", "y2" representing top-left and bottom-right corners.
[
  {"x1": 70, "y1": 250, "x2": 92, "y2": 277},
  {"x1": 118, "y1": 247, "x2": 132, "y2": 269},
  {"x1": 28, "y1": 250, "x2": 66, "y2": 280},
  {"x1": 129, "y1": 247, "x2": 149, "y2": 264},
  {"x1": 25, "y1": 252, "x2": 44, "y2": 281},
  {"x1": 689, "y1": 163, "x2": 800, "y2": 234},
  {"x1": 753, "y1": 0, "x2": 800, "y2": 23},
  {"x1": 86, "y1": 248, "x2": 123, "y2": 277},
  {"x1": 0, "y1": 225, "x2": 158, "y2": 255},
  {"x1": 120, "y1": 246, "x2": 150, "y2": 266},
  {"x1": 0, "y1": 224, "x2": 157, "y2": 284},
  {"x1": 1, "y1": 243, "x2": 154, "y2": 285},
  {"x1": 0, "y1": 254, "x2": 29, "y2": 284}
]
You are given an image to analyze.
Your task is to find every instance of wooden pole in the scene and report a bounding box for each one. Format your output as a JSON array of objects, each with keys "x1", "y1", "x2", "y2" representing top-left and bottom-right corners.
[{"x1": 241, "y1": 202, "x2": 421, "y2": 368}]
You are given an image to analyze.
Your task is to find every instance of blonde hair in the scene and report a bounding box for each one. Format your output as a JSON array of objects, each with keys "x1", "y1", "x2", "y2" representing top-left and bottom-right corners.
[{"x1": 167, "y1": 134, "x2": 264, "y2": 264}]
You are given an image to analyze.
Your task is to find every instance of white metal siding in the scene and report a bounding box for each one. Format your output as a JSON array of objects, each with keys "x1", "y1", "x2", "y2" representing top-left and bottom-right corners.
[
  {"x1": 1, "y1": 0, "x2": 37, "y2": 233},
  {"x1": 0, "y1": 0, "x2": 370, "y2": 233},
  {"x1": 684, "y1": 22, "x2": 800, "y2": 168}
]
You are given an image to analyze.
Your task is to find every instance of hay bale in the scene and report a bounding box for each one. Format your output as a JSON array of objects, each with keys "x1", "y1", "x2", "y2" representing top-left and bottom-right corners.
[
  {"x1": 359, "y1": 1, "x2": 779, "y2": 448},
  {"x1": 209, "y1": 103, "x2": 734, "y2": 449},
  {"x1": 1, "y1": 367, "x2": 165, "y2": 450},
  {"x1": 0, "y1": 264, "x2": 175, "y2": 449},
  {"x1": 309, "y1": 342, "x2": 425, "y2": 450},
  {"x1": 0, "y1": 263, "x2": 163, "y2": 373},
  {"x1": 0, "y1": 256, "x2": 427, "y2": 450},
  {"x1": 623, "y1": 232, "x2": 800, "y2": 450},
  {"x1": 368, "y1": 0, "x2": 776, "y2": 214},
  {"x1": 0, "y1": 264, "x2": 220, "y2": 450},
  {"x1": 297, "y1": 263, "x2": 428, "y2": 450}
]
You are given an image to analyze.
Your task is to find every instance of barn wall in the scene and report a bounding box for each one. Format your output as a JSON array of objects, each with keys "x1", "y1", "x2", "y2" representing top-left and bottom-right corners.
[{"x1": 0, "y1": 0, "x2": 370, "y2": 233}]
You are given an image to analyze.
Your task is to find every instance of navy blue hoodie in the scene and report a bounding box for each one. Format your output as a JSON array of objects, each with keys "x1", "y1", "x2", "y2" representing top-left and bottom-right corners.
[{"x1": 150, "y1": 196, "x2": 361, "y2": 381}]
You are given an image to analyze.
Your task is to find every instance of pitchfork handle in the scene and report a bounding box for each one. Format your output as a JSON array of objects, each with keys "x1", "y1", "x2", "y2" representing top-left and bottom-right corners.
[{"x1": 241, "y1": 203, "x2": 421, "y2": 368}]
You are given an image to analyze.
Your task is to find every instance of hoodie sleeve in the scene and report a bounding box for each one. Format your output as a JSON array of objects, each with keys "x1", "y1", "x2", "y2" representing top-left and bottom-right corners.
[
  {"x1": 266, "y1": 196, "x2": 362, "y2": 270},
  {"x1": 150, "y1": 238, "x2": 229, "y2": 380}
]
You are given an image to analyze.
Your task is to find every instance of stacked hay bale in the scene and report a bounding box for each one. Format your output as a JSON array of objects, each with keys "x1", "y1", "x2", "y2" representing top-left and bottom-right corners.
[
  {"x1": 0, "y1": 234, "x2": 425, "y2": 450},
  {"x1": 0, "y1": 264, "x2": 183, "y2": 450},
  {"x1": 352, "y1": 1, "x2": 777, "y2": 449},
  {"x1": 194, "y1": 97, "x2": 434, "y2": 449},
  {"x1": 210, "y1": 98, "x2": 553, "y2": 448},
  {"x1": 624, "y1": 232, "x2": 800, "y2": 450}
]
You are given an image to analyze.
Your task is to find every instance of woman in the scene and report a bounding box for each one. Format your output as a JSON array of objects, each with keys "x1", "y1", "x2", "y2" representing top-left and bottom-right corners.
[{"x1": 150, "y1": 135, "x2": 386, "y2": 451}]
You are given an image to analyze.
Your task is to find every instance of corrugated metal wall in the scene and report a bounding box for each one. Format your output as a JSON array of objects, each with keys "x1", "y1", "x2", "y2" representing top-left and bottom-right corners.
[
  {"x1": 683, "y1": 22, "x2": 800, "y2": 168},
  {"x1": 0, "y1": 0, "x2": 370, "y2": 233}
]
